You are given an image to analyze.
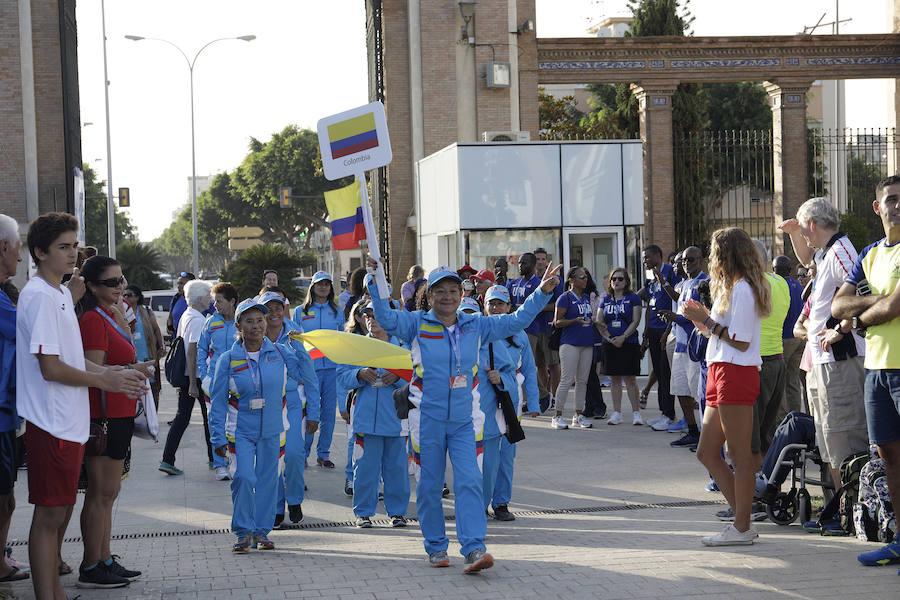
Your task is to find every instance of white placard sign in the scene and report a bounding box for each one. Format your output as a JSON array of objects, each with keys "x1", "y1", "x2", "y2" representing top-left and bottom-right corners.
[{"x1": 317, "y1": 101, "x2": 392, "y2": 181}]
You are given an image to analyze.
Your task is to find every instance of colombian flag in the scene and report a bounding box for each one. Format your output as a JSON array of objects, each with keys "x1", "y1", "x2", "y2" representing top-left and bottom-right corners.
[
  {"x1": 324, "y1": 179, "x2": 366, "y2": 250},
  {"x1": 290, "y1": 330, "x2": 414, "y2": 382},
  {"x1": 327, "y1": 113, "x2": 379, "y2": 158}
]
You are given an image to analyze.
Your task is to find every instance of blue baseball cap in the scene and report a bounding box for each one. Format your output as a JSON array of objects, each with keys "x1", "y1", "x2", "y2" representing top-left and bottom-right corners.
[
  {"x1": 459, "y1": 297, "x2": 481, "y2": 313},
  {"x1": 311, "y1": 271, "x2": 332, "y2": 284},
  {"x1": 426, "y1": 266, "x2": 462, "y2": 290},
  {"x1": 235, "y1": 299, "x2": 269, "y2": 321},
  {"x1": 257, "y1": 291, "x2": 287, "y2": 306},
  {"x1": 484, "y1": 285, "x2": 511, "y2": 304}
]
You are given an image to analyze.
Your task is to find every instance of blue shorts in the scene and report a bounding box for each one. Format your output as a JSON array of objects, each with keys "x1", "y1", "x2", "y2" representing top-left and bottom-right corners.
[{"x1": 864, "y1": 369, "x2": 900, "y2": 446}]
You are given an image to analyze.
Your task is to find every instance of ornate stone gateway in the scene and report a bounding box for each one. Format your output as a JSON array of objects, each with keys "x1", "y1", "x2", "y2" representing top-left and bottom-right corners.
[{"x1": 537, "y1": 34, "x2": 900, "y2": 253}]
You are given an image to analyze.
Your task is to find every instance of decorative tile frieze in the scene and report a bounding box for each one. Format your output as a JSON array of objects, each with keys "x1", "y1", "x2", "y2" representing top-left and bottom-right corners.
[
  {"x1": 670, "y1": 59, "x2": 780, "y2": 68},
  {"x1": 805, "y1": 56, "x2": 900, "y2": 66},
  {"x1": 538, "y1": 60, "x2": 646, "y2": 70}
]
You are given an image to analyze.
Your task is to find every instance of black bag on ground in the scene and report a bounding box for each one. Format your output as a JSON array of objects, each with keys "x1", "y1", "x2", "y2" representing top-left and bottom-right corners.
[
  {"x1": 489, "y1": 344, "x2": 526, "y2": 444},
  {"x1": 818, "y1": 451, "x2": 870, "y2": 535},
  {"x1": 164, "y1": 336, "x2": 189, "y2": 388}
]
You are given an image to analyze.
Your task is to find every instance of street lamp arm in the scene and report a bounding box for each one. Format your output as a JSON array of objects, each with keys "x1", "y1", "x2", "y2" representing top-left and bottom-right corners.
[
  {"x1": 128, "y1": 36, "x2": 192, "y2": 71},
  {"x1": 191, "y1": 36, "x2": 256, "y2": 70}
]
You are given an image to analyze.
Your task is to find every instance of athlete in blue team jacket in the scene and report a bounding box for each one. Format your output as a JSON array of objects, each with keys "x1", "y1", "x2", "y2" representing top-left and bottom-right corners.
[
  {"x1": 294, "y1": 271, "x2": 344, "y2": 467},
  {"x1": 482, "y1": 286, "x2": 540, "y2": 521},
  {"x1": 337, "y1": 302, "x2": 410, "y2": 528},
  {"x1": 366, "y1": 258, "x2": 561, "y2": 573},
  {"x1": 210, "y1": 299, "x2": 319, "y2": 552},
  {"x1": 197, "y1": 283, "x2": 239, "y2": 479}
]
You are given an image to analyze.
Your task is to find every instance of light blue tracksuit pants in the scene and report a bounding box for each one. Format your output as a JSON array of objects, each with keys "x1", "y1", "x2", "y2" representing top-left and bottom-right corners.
[
  {"x1": 277, "y1": 411, "x2": 305, "y2": 512},
  {"x1": 481, "y1": 434, "x2": 502, "y2": 511},
  {"x1": 492, "y1": 435, "x2": 516, "y2": 508},
  {"x1": 353, "y1": 434, "x2": 410, "y2": 517},
  {"x1": 418, "y1": 414, "x2": 487, "y2": 557},
  {"x1": 232, "y1": 433, "x2": 280, "y2": 537},
  {"x1": 345, "y1": 423, "x2": 354, "y2": 480},
  {"x1": 305, "y1": 369, "x2": 337, "y2": 460}
]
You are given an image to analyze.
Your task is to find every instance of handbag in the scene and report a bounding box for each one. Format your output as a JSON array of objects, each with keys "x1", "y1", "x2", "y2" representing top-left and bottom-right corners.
[
  {"x1": 133, "y1": 388, "x2": 159, "y2": 442},
  {"x1": 164, "y1": 336, "x2": 189, "y2": 388},
  {"x1": 489, "y1": 344, "x2": 526, "y2": 444},
  {"x1": 548, "y1": 326, "x2": 562, "y2": 352},
  {"x1": 85, "y1": 391, "x2": 108, "y2": 456}
]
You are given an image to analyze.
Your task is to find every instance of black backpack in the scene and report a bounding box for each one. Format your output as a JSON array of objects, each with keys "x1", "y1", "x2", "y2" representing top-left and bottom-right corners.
[
  {"x1": 164, "y1": 336, "x2": 189, "y2": 388},
  {"x1": 818, "y1": 451, "x2": 870, "y2": 535}
]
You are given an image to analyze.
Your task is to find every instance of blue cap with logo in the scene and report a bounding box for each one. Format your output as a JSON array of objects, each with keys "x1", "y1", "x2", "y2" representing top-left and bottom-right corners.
[
  {"x1": 426, "y1": 266, "x2": 462, "y2": 290},
  {"x1": 257, "y1": 291, "x2": 287, "y2": 306},
  {"x1": 459, "y1": 297, "x2": 481, "y2": 313},
  {"x1": 484, "y1": 285, "x2": 511, "y2": 304},
  {"x1": 235, "y1": 298, "x2": 269, "y2": 321},
  {"x1": 311, "y1": 270, "x2": 332, "y2": 284}
]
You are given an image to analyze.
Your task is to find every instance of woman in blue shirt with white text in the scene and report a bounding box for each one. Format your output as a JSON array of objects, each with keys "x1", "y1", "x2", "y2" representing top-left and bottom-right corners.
[
  {"x1": 210, "y1": 299, "x2": 319, "y2": 552},
  {"x1": 366, "y1": 258, "x2": 560, "y2": 573},
  {"x1": 552, "y1": 267, "x2": 596, "y2": 430},
  {"x1": 295, "y1": 271, "x2": 345, "y2": 468},
  {"x1": 595, "y1": 268, "x2": 644, "y2": 426}
]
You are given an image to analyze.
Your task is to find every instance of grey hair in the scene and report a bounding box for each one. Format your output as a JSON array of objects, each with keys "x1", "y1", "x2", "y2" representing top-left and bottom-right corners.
[
  {"x1": 184, "y1": 279, "x2": 212, "y2": 307},
  {"x1": 796, "y1": 197, "x2": 840, "y2": 230},
  {"x1": 0, "y1": 214, "x2": 19, "y2": 244},
  {"x1": 751, "y1": 238, "x2": 769, "y2": 266}
]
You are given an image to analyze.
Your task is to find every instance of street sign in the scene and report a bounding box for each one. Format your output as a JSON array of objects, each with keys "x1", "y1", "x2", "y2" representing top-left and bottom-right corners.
[
  {"x1": 280, "y1": 187, "x2": 292, "y2": 208},
  {"x1": 228, "y1": 238, "x2": 263, "y2": 251},
  {"x1": 227, "y1": 226, "x2": 264, "y2": 238},
  {"x1": 118, "y1": 187, "x2": 130, "y2": 207}
]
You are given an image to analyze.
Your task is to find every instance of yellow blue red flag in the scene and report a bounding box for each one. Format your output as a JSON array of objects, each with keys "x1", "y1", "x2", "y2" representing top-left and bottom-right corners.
[
  {"x1": 290, "y1": 329, "x2": 413, "y2": 381},
  {"x1": 324, "y1": 180, "x2": 365, "y2": 250}
]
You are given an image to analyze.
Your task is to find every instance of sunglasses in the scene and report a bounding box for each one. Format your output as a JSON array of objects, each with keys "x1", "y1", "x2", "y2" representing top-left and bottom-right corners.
[
  {"x1": 122, "y1": 292, "x2": 135, "y2": 298},
  {"x1": 610, "y1": 276, "x2": 625, "y2": 282},
  {"x1": 574, "y1": 274, "x2": 587, "y2": 280},
  {"x1": 96, "y1": 276, "x2": 126, "y2": 287}
]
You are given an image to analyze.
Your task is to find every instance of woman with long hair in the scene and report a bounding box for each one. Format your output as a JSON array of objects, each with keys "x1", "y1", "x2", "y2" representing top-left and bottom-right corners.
[
  {"x1": 296, "y1": 271, "x2": 345, "y2": 468},
  {"x1": 76, "y1": 256, "x2": 152, "y2": 587},
  {"x1": 596, "y1": 268, "x2": 644, "y2": 426},
  {"x1": 551, "y1": 267, "x2": 596, "y2": 430},
  {"x1": 683, "y1": 227, "x2": 771, "y2": 546},
  {"x1": 122, "y1": 285, "x2": 165, "y2": 410}
]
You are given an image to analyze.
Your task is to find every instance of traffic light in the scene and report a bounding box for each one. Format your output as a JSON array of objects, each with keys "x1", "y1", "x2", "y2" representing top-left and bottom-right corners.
[
  {"x1": 118, "y1": 187, "x2": 130, "y2": 207},
  {"x1": 280, "y1": 187, "x2": 292, "y2": 208}
]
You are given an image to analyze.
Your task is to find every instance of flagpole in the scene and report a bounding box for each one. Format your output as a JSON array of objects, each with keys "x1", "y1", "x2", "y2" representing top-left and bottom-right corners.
[{"x1": 356, "y1": 172, "x2": 389, "y2": 298}]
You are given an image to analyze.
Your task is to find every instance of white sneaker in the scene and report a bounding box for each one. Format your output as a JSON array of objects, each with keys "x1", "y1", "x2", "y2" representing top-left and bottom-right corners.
[
  {"x1": 632, "y1": 411, "x2": 643, "y2": 426},
  {"x1": 607, "y1": 411, "x2": 623, "y2": 425},
  {"x1": 214, "y1": 466, "x2": 231, "y2": 481},
  {"x1": 650, "y1": 417, "x2": 675, "y2": 431},
  {"x1": 646, "y1": 415, "x2": 665, "y2": 427},
  {"x1": 701, "y1": 524, "x2": 758, "y2": 546},
  {"x1": 550, "y1": 416, "x2": 568, "y2": 430},
  {"x1": 572, "y1": 414, "x2": 593, "y2": 428}
]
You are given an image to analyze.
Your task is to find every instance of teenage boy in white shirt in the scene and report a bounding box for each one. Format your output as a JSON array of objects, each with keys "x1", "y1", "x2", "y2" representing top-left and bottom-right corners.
[{"x1": 17, "y1": 212, "x2": 146, "y2": 599}]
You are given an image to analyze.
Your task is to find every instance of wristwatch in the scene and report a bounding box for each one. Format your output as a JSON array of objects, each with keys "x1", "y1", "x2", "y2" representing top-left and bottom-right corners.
[
  {"x1": 852, "y1": 316, "x2": 864, "y2": 330},
  {"x1": 832, "y1": 322, "x2": 845, "y2": 334}
]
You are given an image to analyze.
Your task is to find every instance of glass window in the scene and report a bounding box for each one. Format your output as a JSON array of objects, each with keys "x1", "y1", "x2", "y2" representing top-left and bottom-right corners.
[
  {"x1": 465, "y1": 229, "x2": 560, "y2": 279},
  {"x1": 622, "y1": 143, "x2": 644, "y2": 225},
  {"x1": 561, "y1": 144, "x2": 623, "y2": 226}
]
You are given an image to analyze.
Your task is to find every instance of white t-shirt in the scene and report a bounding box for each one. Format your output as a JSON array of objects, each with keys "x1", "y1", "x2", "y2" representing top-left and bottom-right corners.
[
  {"x1": 15, "y1": 276, "x2": 90, "y2": 443},
  {"x1": 706, "y1": 279, "x2": 762, "y2": 367},
  {"x1": 178, "y1": 306, "x2": 206, "y2": 376},
  {"x1": 807, "y1": 235, "x2": 865, "y2": 364}
]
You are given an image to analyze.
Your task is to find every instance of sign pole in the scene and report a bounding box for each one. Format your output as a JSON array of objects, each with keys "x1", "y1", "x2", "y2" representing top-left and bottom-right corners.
[{"x1": 356, "y1": 172, "x2": 390, "y2": 298}]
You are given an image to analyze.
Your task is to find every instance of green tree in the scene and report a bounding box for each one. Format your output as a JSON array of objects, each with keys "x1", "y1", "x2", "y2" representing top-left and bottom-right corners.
[
  {"x1": 218, "y1": 244, "x2": 311, "y2": 301},
  {"x1": 705, "y1": 82, "x2": 771, "y2": 132},
  {"x1": 116, "y1": 241, "x2": 167, "y2": 290},
  {"x1": 82, "y1": 164, "x2": 136, "y2": 256}
]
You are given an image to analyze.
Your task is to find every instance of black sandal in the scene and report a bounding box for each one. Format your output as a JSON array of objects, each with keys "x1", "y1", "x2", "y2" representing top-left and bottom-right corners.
[{"x1": 0, "y1": 565, "x2": 30, "y2": 582}]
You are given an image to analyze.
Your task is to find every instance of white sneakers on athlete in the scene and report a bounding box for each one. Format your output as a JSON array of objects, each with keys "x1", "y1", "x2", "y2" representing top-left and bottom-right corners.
[
  {"x1": 572, "y1": 414, "x2": 593, "y2": 428},
  {"x1": 214, "y1": 466, "x2": 231, "y2": 481},
  {"x1": 607, "y1": 411, "x2": 623, "y2": 425},
  {"x1": 632, "y1": 411, "x2": 643, "y2": 426},
  {"x1": 650, "y1": 417, "x2": 675, "y2": 431},
  {"x1": 701, "y1": 524, "x2": 758, "y2": 546},
  {"x1": 550, "y1": 416, "x2": 568, "y2": 429}
]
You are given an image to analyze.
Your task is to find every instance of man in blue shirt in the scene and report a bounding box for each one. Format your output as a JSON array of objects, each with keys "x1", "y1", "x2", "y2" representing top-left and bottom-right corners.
[
  {"x1": 638, "y1": 244, "x2": 678, "y2": 428},
  {"x1": 167, "y1": 271, "x2": 195, "y2": 336},
  {"x1": 773, "y1": 255, "x2": 805, "y2": 425}
]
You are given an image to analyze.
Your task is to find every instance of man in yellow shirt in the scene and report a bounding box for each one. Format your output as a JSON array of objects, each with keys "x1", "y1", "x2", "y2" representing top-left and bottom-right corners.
[{"x1": 832, "y1": 174, "x2": 900, "y2": 568}]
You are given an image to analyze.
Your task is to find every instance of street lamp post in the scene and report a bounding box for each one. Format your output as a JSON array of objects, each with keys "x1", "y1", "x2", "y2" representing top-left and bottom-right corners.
[{"x1": 125, "y1": 34, "x2": 256, "y2": 275}]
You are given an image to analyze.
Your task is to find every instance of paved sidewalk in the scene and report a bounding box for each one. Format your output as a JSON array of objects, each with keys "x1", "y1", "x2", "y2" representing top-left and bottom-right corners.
[{"x1": 2, "y1": 383, "x2": 895, "y2": 599}]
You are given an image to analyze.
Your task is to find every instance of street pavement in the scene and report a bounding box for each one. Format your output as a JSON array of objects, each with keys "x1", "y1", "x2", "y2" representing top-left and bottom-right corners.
[{"x1": 2, "y1": 381, "x2": 896, "y2": 599}]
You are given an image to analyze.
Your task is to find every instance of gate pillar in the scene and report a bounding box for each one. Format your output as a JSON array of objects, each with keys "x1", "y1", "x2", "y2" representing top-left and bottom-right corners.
[
  {"x1": 765, "y1": 79, "x2": 813, "y2": 259},
  {"x1": 632, "y1": 82, "x2": 678, "y2": 256}
]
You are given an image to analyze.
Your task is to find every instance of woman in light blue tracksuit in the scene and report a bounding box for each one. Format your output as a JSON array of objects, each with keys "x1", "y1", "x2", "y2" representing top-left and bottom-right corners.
[
  {"x1": 366, "y1": 259, "x2": 561, "y2": 573},
  {"x1": 210, "y1": 299, "x2": 319, "y2": 552},
  {"x1": 481, "y1": 286, "x2": 540, "y2": 521},
  {"x1": 336, "y1": 302, "x2": 410, "y2": 528},
  {"x1": 295, "y1": 271, "x2": 344, "y2": 468},
  {"x1": 257, "y1": 291, "x2": 319, "y2": 527}
]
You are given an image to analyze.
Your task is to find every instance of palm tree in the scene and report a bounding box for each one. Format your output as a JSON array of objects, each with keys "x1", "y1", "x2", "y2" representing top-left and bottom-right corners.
[{"x1": 116, "y1": 241, "x2": 168, "y2": 291}]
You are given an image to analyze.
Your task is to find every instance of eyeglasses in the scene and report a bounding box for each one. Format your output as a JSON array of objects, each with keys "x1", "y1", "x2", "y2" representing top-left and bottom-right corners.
[
  {"x1": 610, "y1": 276, "x2": 625, "y2": 282},
  {"x1": 122, "y1": 292, "x2": 135, "y2": 298},
  {"x1": 97, "y1": 276, "x2": 126, "y2": 287}
]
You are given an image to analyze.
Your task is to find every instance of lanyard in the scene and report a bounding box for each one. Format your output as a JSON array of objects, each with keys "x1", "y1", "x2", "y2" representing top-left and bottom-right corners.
[
  {"x1": 242, "y1": 345, "x2": 262, "y2": 397},
  {"x1": 447, "y1": 324, "x2": 462, "y2": 375},
  {"x1": 94, "y1": 307, "x2": 135, "y2": 349}
]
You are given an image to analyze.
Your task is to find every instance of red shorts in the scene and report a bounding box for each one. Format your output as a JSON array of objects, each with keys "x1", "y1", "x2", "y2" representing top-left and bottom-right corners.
[
  {"x1": 705, "y1": 362, "x2": 760, "y2": 408},
  {"x1": 25, "y1": 422, "x2": 85, "y2": 507}
]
